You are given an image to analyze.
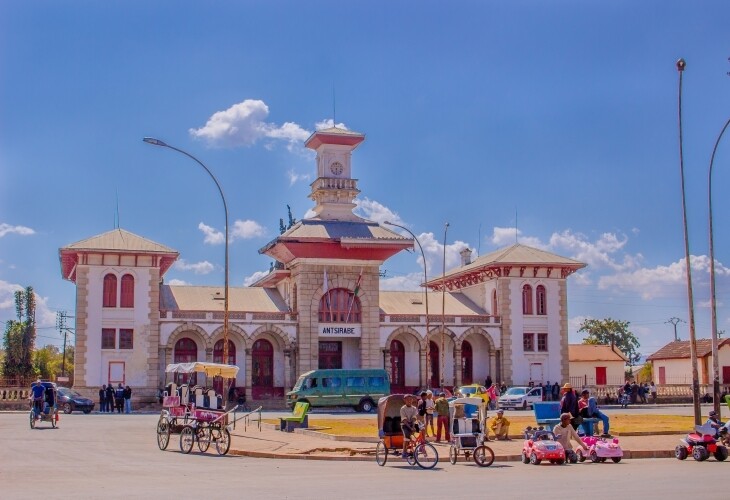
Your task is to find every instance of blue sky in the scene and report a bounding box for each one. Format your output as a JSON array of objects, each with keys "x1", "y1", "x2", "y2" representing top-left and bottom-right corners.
[{"x1": 1, "y1": 1, "x2": 729, "y2": 357}]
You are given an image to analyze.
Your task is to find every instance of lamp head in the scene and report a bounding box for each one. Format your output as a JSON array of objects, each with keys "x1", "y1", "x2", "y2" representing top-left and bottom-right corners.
[
  {"x1": 143, "y1": 137, "x2": 168, "y2": 147},
  {"x1": 676, "y1": 58, "x2": 686, "y2": 72}
]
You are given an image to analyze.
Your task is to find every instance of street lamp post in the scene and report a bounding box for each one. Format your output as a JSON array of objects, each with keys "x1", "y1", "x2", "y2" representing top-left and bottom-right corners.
[
  {"x1": 441, "y1": 223, "x2": 449, "y2": 391},
  {"x1": 142, "y1": 138, "x2": 231, "y2": 382},
  {"x1": 708, "y1": 117, "x2": 730, "y2": 419},
  {"x1": 384, "y1": 221, "x2": 430, "y2": 389},
  {"x1": 676, "y1": 59, "x2": 701, "y2": 425}
]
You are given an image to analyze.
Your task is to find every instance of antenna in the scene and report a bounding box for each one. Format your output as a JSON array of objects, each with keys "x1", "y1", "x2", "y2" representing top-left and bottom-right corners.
[
  {"x1": 477, "y1": 222, "x2": 482, "y2": 254},
  {"x1": 515, "y1": 207, "x2": 518, "y2": 244},
  {"x1": 115, "y1": 189, "x2": 120, "y2": 229},
  {"x1": 332, "y1": 83, "x2": 336, "y2": 126}
]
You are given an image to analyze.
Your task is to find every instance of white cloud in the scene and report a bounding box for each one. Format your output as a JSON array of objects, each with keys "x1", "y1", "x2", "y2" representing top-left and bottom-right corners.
[
  {"x1": 173, "y1": 259, "x2": 215, "y2": 275},
  {"x1": 0, "y1": 223, "x2": 35, "y2": 238},
  {"x1": 380, "y1": 273, "x2": 423, "y2": 291},
  {"x1": 287, "y1": 170, "x2": 311, "y2": 186},
  {"x1": 0, "y1": 281, "x2": 55, "y2": 328},
  {"x1": 491, "y1": 227, "x2": 543, "y2": 248},
  {"x1": 189, "y1": 99, "x2": 310, "y2": 149},
  {"x1": 243, "y1": 270, "x2": 269, "y2": 287},
  {"x1": 168, "y1": 279, "x2": 191, "y2": 286},
  {"x1": 0, "y1": 280, "x2": 23, "y2": 311},
  {"x1": 315, "y1": 119, "x2": 348, "y2": 130},
  {"x1": 354, "y1": 197, "x2": 405, "y2": 226},
  {"x1": 303, "y1": 208, "x2": 317, "y2": 219},
  {"x1": 231, "y1": 219, "x2": 266, "y2": 240},
  {"x1": 198, "y1": 222, "x2": 224, "y2": 245}
]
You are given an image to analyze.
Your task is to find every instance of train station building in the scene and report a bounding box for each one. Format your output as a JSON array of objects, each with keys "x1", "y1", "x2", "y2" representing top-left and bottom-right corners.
[{"x1": 59, "y1": 126, "x2": 585, "y2": 405}]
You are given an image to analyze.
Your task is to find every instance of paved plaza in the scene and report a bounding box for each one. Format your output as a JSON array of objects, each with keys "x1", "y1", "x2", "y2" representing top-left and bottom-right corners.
[{"x1": 2, "y1": 410, "x2": 729, "y2": 499}]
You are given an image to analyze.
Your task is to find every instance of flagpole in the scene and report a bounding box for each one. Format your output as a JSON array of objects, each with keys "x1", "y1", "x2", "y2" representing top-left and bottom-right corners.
[{"x1": 345, "y1": 268, "x2": 363, "y2": 323}]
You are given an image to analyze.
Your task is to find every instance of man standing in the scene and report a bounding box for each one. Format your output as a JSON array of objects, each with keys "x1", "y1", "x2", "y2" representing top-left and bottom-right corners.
[
  {"x1": 552, "y1": 381, "x2": 560, "y2": 402},
  {"x1": 579, "y1": 389, "x2": 611, "y2": 437},
  {"x1": 544, "y1": 381, "x2": 552, "y2": 401},
  {"x1": 487, "y1": 383, "x2": 499, "y2": 410},
  {"x1": 649, "y1": 381, "x2": 658, "y2": 404},
  {"x1": 114, "y1": 383, "x2": 124, "y2": 413},
  {"x1": 105, "y1": 384, "x2": 114, "y2": 413},
  {"x1": 99, "y1": 385, "x2": 107, "y2": 413},
  {"x1": 123, "y1": 386, "x2": 132, "y2": 414},
  {"x1": 560, "y1": 383, "x2": 580, "y2": 429},
  {"x1": 489, "y1": 409, "x2": 511, "y2": 440},
  {"x1": 434, "y1": 392, "x2": 450, "y2": 443}
]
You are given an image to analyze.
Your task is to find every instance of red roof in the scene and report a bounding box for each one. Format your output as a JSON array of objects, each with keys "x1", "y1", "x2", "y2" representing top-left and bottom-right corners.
[{"x1": 646, "y1": 338, "x2": 730, "y2": 361}]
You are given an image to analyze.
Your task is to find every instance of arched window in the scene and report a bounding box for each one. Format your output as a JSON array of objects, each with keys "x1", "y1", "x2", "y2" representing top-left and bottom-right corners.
[
  {"x1": 536, "y1": 285, "x2": 547, "y2": 315},
  {"x1": 522, "y1": 284, "x2": 533, "y2": 315},
  {"x1": 429, "y1": 341, "x2": 440, "y2": 389},
  {"x1": 491, "y1": 289, "x2": 498, "y2": 316},
  {"x1": 390, "y1": 340, "x2": 405, "y2": 388},
  {"x1": 318, "y1": 288, "x2": 361, "y2": 323},
  {"x1": 461, "y1": 341, "x2": 473, "y2": 385},
  {"x1": 120, "y1": 274, "x2": 134, "y2": 308},
  {"x1": 174, "y1": 337, "x2": 198, "y2": 385},
  {"x1": 103, "y1": 274, "x2": 117, "y2": 308},
  {"x1": 213, "y1": 339, "x2": 236, "y2": 365}
]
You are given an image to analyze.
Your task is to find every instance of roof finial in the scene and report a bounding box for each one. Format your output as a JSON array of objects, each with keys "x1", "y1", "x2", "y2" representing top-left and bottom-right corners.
[
  {"x1": 332, "y1": 83, "x2": 336, "y2": 127},
  {"x1": 115, "y1": 189, "x2": 120, "y2": 229},
  {"x1": 515, "y1": 206, "x2": 518, "y2": 244}
]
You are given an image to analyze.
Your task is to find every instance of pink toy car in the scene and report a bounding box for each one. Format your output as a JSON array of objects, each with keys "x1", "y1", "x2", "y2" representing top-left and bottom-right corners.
[
  {"x1": 576, "y1": 435, "x2": 623, "y2": 463},
  {"x1": 521, "y1": 429, "x2": 567, "y2": 465}
]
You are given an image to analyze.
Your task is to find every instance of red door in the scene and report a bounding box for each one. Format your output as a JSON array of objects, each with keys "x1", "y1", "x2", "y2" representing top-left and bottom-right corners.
[
  {"x1": 213, "y1": 340, "x2": 236, "y2": 394},
  {"x1": 429, "y1": 341, "x2": 440, "y2": 389},
  {"x1": 252, "y1": 339, "x2": 274, "y2": 399},
  {"x1": 174, "y1": 338, "x2": 198, "y2": 385},
  {"x1": 595, "y1": 366, "x2": 607, "y2": 386},
  {"x1": 461, "y1": 341, "x2": 473, "y2": 385},
  {"x1": 390, "y1": 340, "x2": 405, "y2": 393},
  {"x1": 658, "y1": 366, "x2": 666, "y2": 385},
  {"x1": 318, "y1": 341, "x2": 342, "y2": 369},
  {"x1": 722, "y1": 366, "x2": 730, "y2": 384}
]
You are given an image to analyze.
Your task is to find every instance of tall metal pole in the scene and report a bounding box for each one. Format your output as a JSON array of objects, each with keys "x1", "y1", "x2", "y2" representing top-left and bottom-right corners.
[
  {"x1": 676, "y1": 59, "x2": 701, "y2": 425},
  {"x1": 708, "y1": 117, "x2": 730, "y2": 419},
  {"x1": 384, "y1": 221, "x2": 430, "y2": 389},
  {"x1": 143, "y1": 138, "x2": 230, "y2": 390},
  {"x1": 441, "y1": 223, "x2": 449, "y2": 390}
]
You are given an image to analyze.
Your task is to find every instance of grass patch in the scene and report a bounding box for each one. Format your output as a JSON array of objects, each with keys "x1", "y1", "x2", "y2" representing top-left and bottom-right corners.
[{"x1": 265, "y1": 414, "x2": 696, "y2": 437}]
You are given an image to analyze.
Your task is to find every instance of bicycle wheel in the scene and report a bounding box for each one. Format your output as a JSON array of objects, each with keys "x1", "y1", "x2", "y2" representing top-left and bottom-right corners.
[
  {"x1": 215, "y1": 428, "x2": 231, "y2": 455},
  {"x1": 414, "y1": 442, "x2": 439, "y2": 469},
  {"x1": 197, "y1": 425, "x2": 211, "y2": 453},
  {"x1": 180, "y1": 425, "x2": 195, "y2": 454},
  {"x1": 473, "y1": 445, "x2": 494, "y2": 467},
  {"x1": 29, "y1": 411, "x2": 35, "y2": 429},
  {"x1": 375, "y1": 441, "x2": 388, "y2": 466},
  {"x1": 157, "y1": 417, "x2": 171, "y2": 450}
]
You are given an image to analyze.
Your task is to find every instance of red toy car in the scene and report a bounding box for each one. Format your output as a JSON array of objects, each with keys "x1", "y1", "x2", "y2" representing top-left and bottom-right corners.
[
  {"x1": 675, "y1": 424, "x2": 728, "y2": 462},
  {"x1": 521, "y1": 429, "x2": 567, "y2": 465}
]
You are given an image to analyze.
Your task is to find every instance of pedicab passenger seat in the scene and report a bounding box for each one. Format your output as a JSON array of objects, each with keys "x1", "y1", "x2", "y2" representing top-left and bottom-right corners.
[
  {"x1": 452, "y1": 417, "x2": 480, "y2": 448},
  {"x1": 280, "y1": 402, "x2": 310, "y2": 432}
]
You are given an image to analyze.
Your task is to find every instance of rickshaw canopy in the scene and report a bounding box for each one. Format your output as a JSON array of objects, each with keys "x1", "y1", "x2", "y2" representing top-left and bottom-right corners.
[
  {"x1": 165, "y1": 362, "x2": 239, "y2": 378},
  {"x1": 448, "y1": 397, "x2": 485, "y2": 408}
]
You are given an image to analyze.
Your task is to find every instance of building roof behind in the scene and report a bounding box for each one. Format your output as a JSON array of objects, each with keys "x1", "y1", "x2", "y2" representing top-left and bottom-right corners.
[
  {"x1": 379, "y1": 291, "x2": 487, "y2": 316},
  {"x1": 61, "y1": 228, "x2": 177, "y2": 254},
  {"x1": 646, "y1": 338, "x2": 730, "y2": 361},
  {"x1": 277, "y1": 219, "x2": 409, "y2": 241},
  {"x1": 569, "y1": 344, "x2": 627, "y2": 362},
  {"x1": 160, "y1": 285, "x2": 288, "y2": 312}
]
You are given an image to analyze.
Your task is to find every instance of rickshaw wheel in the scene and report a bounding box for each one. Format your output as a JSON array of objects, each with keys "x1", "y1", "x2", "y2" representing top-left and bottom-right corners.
[
  {"x1": 29, "y1": 411, "x2": 35, "y2": 429},
  {"x1": 449, "y1": 445, "x2": 458, "y2": 465},
  {"x1": 215, "y1": 428, "x2": 231, "y2": 455},
  {"x1": 157, "y1": 417, "x2": 171, "y2": 450},
  {"x1": 474, "y1": 445, "x2": 494, "y2": 467},
  {"x1": 375, "y1": 441, "x2": 388, "y2": 466},
  {"x1": 414, "y1": 443, "x2": 438, "y2": 469},
  {"x1": 197, "y1": 426, "x2": 211, "y2": 453},
  {"x1": 180, "y1": 426, "x2": 195, "y2": 454}
]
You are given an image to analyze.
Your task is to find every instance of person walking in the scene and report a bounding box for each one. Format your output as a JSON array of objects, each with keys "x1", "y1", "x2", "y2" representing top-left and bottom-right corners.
[
  {"x1": 123, "y1": 385, "x2": 132, "y2": 414},
  {"x1": 105, "y1": 384, "x2": 115, "y2": 413},
  {"x1": 649, "y1": 381, "x2": 657, "y2": 404},
  {"x1": 114, "y1": 383, "x2": 125, "y2": 413},
  {"x1": 434, "y1": 392, "x2": 450, "y2": 443},
  {"x1": 99, "y1": 385, "x2": 107, "y2": 413},
  {"x1": 487, "y1": 383, "x2": 499, "y2": 410}
]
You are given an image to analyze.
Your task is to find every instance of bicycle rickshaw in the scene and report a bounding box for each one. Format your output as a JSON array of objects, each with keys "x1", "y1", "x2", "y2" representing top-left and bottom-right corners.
[
  {"x1": 29, "y1": 381, "x2": 59, "y2": 429},
  {"x1": 156, "y1": 362, "x2": 261, "y2": 455},
  {"x1": 375, "y1": 394, "x2": 439, "y2": 469},
  {"x1": 448, "y1": 397, "x2": 494, "y2": 466}
]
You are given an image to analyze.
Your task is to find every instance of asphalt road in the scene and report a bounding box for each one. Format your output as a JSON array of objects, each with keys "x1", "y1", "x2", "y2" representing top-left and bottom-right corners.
[{"x1": 1, "y1": 412, "x2": 728, "y2": 499}]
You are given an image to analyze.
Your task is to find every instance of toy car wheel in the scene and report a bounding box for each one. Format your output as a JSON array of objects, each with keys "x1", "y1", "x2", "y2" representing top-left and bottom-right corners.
[
  {"x1": 449, "y1": 445, "x2": 457, "y2": 465},
  {"x1": 556, "y1": 458, "x2": 565, "y2": 465},
  {"x1": 474, "y1": 445, "x2": 494, "y2": 467},
  {"x1": 576, "y1": 450, "x2": 586, "y2": 462},
  {"x1": 692, "y1": 446, "x2": 708, "y2": 462},
  {"x1": 375, "y1": 441, "x2": 388, "y2": 466},
  {"x1": 63, "y1": 403, "x2": 72, "y2": 414},
  {"x1": 529, "y1": 452, "x2": 541, "y2": 465},
  {"x1": 714, "y1": 445, "x2": 728, "y2": 462},
  {"x1": 521, "y1": 451, "x2": 530, "y2": 464},
  {"x1": 567, "y1": 450, "x2": 578, "y2": 464},
  {"x1": 675, "y1": 445, "x2": 688, "y2": 460},
  {"x1": 599, "y1": 457, "x2": 607, "y2": 463},
  {"x1": 83, "y1": 409, "x2": 91, "y2": 414},
  {"x1": 611, "y1": 457, "x2": 621, "y2": 463},
  {"x1": 590, "y1": 451, "x2": 599, "y2": 463}
]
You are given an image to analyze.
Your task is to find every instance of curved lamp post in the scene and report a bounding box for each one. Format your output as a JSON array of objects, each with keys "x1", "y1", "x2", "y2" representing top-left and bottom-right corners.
[
  {"x1": 441, "y1": 223, "x2": 449, "y2": 390},
  {"x1": 708, "y1": 117, "x2": 730, "y2": 419},
  {"x1": 384, "y1": 221, "x2": 430, "y2": 389},
  {"x1": 142, "y1": 138, "x2": 231, "y2": 377}
]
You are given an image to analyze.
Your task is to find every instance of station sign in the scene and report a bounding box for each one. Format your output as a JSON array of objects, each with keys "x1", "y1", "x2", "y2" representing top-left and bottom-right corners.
[{"x1": 319, "y1": 324, "x2": 361, "y2": 337}]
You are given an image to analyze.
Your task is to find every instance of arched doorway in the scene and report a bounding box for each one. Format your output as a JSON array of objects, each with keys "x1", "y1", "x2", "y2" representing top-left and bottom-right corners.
[
  {"x1": 251, "y1": 339, "x2": 274, "y2": 399},
  {"x1": 390, "y1": 340, "x2": 405, "y2": 393},
  {"x1": 461, "y1": 341, "x2": 473, "y2": 385},
  {"x1": 213, "y1": 339, "x2": 236, "y2": 394},
  {"x1": 429, "y1": 341, "x2": 440, "y2": 389},
  {"x1": 174, "y1": 338, "x2": 198, "y2": 385}
]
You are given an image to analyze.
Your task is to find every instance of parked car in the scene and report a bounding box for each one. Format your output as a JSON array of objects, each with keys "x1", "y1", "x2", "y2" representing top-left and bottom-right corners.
[
  {"x1": 57, "y1": 387, "x2": 95, "y2": 414},
  {"x1": 456, "y1": 384, "x2": 490, "y2": 404},
  {"x1": 498, "y1": 386, "x2": 543, "y2": 410}
]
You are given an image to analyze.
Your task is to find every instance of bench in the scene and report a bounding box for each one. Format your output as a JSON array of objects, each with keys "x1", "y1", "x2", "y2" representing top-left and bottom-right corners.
[
  {"x1": 532, "y1": 402, "x2": 598, "y2": 436},
  {"x1": 280, "y1": 402, "x2": 310, "y2": 432}
]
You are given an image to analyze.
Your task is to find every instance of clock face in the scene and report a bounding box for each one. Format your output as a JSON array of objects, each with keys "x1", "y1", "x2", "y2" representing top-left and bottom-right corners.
[{"x1": 329, "y1": 161, "x2": 344, "y2": 176}]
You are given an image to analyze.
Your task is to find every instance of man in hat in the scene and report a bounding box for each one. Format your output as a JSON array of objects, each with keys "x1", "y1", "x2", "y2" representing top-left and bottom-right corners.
[
  {"x1": 489, "y1": 409, "x2": 511, "y2": 440},
  {"x1": 706, "y1": 410, "x2": 725, "y2": 438},
  {"x1": 559, "y1": 383, "x2": 580, "y2": 429},
  {"x1": 400, "y1": 394, "x2": 419, "y2": 458},
  {"x1": 553, "y1": 413, "x2": 588, "y2": 455}
]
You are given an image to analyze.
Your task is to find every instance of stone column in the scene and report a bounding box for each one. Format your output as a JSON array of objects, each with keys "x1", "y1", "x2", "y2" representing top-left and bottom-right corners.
[
  {"x1": 420, "y1": 348, "x2": 427, "y2": 388},
  {"x1": 558, "y1": 280, "x2": 570, "y2": 385},
  {"x1": 74, "y1": 267, "x2": 89, "y2": 389},
  {"x1": 205, "y1": 347, "x2": 213, "y2": 363},
  {"x1": 146, "y1": 267, "x2": 161, "y2": 393},
  {"x1": 283, "y1": 347, "x2": 292, "y2": 391},
  {"x1": 498, "y1": 279, "x2": 514, "y2": 385},
  {"x1": 382, "y1": 349, "x2": 390, "y2": 375},
  {"x1": 454, "y1": 347, "x2": 462, "y2": 387},
  {"x1": 245, "y1": 348, "x2": 252, "y2": 397}
]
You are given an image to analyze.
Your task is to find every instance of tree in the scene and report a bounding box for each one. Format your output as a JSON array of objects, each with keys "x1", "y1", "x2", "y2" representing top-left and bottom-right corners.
[
  {"x1": 578, "y1": 317, "x2": 641, "y2": 366},
  {"x1": 2, "y1": 286, "x2": 36, "y2": 377}
]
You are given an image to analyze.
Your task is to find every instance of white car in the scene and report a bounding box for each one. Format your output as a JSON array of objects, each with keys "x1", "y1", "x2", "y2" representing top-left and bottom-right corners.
[{"x1": 498, "y1": 386, "x2": 543, "y2": 410}]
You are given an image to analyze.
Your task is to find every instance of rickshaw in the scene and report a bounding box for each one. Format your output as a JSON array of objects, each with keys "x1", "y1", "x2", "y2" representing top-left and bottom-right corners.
[
  {"x1": 375, "y1": 394, "x2": 439, "y2": 469},
  {"x1": 448, "y1": 397, "x2": 494, "y2": 466},
  {"x1": 156, "y1": 362, "x2": 261, "y2": 455},
  {"x1": 29, "y1": 381, "x2": 59, "y2": 429}
]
